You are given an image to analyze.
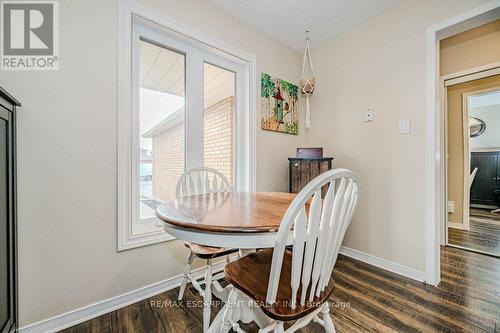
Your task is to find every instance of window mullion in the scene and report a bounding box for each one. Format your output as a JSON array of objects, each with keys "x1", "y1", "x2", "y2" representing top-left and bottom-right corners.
[
  {"x1": 185, "y1": 48, "x2": 204, "y2": 170},
  {"x1": 234, "y1": 67, "x2": 246, "y2": 191}
]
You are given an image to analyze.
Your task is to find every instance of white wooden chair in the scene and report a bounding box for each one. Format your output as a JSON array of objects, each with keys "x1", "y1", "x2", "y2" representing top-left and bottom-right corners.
[
  {"x1": 469, "y1": 167, "x2": 478, "y2": 189},
  {"x1": 223, "y1": 169, "x2": 359, "y2": 333},
  {"x1": 175, "y1": 167, "x2": 238, "y2": 332}
]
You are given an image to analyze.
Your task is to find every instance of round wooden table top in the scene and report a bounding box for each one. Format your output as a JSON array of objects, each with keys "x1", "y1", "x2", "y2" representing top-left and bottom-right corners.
[{"x1": 156, "y1": 191, "x2": 297, "y2": 233}]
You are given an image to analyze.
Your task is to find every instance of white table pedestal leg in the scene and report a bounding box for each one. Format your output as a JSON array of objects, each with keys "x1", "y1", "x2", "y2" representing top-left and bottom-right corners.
[
  {"x1": 206, "y1": 286, "x2": 272, "y2": 333},
  {"x1": 210, "y1": 250, "x2": 255, "y2": 303},
  {"x1": 210, "y1": 250, "x2": 256, "y2": 304},
  {"x1": 239, "y1": 249, "x2": 256, "y2": 257},
  {"x1": 211, "y1": 278, "x2": 229, "y2": 303}
]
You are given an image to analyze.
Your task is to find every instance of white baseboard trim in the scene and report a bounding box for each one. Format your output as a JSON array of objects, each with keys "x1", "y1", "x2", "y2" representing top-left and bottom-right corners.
[
  {"x1": 448, "y1": 222, "x2": 469, "y2": 230},
  {"x1": 339, "y1": 246, "x2": 426, "y2": 282},
  {"x1": 18, "y1": 261, "x2": 226, "y2": 333},
  {"x1": 21, "y1": 248, "x2": 426, "y2": 332}
]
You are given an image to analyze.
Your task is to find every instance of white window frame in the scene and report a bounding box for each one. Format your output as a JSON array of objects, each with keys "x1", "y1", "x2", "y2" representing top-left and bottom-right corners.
[{"x1": 117, "y1": 0, "x2": 256, "y2": 251}]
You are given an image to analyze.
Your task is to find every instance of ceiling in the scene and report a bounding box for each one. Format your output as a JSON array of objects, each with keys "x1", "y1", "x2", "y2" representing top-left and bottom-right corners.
[
  {"x1": 140, "y1": 40, "x2": 235, "y2": 109},
  {"x1": 208, "y1": 0, "x2": 403, "y2": 51}
]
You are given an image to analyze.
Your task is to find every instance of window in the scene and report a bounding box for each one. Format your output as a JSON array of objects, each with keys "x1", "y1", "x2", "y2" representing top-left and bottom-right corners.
[
  {"x1": 135, "y1": 40, "x2": 186, "y2": 236},
  {"x1": 204, "y1": 63, "x2": 235, "y2": 184},
  {"x1": 118, "y1": 12, "x2": 255, "y2": 250}
]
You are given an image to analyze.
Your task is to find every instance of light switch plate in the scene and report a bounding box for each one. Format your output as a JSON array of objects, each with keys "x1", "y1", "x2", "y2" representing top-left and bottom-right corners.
[
  {"x1": 365, "y1": 109, "x2": 374, "y2": 122},
  {"x1": 399, "y1": 119, "x2": 410, "y2": 134}
]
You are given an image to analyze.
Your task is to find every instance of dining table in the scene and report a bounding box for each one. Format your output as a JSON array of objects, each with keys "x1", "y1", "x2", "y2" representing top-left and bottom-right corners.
[{"x1": 156, "y1": 191, "x2": 298, "y2": 332}]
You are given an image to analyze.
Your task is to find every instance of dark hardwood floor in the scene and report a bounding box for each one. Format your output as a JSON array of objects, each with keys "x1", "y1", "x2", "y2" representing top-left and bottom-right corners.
[
  {"x1": 448, "y1": 208, "x2": 500, "y2": 256},
  {"x1": 59, "y1": 247, "x2": 500, "y2": 333},
  {"x1": 469, "y1": 208, "x2": 500, "y2": 223}
]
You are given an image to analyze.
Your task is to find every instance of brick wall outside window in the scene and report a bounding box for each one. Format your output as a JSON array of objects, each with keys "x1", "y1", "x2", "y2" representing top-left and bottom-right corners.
[
  {"x1": 204, "y1": 97, "x2": 234, "y2": 185},
  {"x1": 151, "y1": 96, "x2": 234, "y2": 202},
  {"x1": 152, "y1": 122, "x2": 185, "y2": 202}
]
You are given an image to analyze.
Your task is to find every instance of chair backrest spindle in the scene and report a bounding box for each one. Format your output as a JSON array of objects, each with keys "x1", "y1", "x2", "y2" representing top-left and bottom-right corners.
[
  {"x1": 265, "y1": 169, "x2": 360, "y2": 307},
  {"x1": 175, "y1": 167, "x2": 231, "y2": 199}
]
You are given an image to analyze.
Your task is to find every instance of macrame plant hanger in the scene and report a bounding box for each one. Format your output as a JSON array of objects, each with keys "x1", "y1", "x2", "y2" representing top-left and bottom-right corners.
[{"x1": 300, "y1": 30, "x2": 316, "y2": 129}]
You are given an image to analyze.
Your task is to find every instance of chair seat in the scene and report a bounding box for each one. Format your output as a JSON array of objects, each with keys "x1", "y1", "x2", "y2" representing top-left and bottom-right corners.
[
  {"x1": 224, "y1": 249, "x2": 335, "y2": 322},
  {"x1": 184, "y1": 242, "x2": 238, "y2": 259}
]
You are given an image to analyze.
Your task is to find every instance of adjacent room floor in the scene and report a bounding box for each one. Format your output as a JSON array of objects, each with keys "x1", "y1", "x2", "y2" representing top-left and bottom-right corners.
[
  {"x1": 448, "y1": 208, "x2": 500, "y2": 257},
  {"x1": 60, "y1": 246, "x2": 500, "y2": 333}
]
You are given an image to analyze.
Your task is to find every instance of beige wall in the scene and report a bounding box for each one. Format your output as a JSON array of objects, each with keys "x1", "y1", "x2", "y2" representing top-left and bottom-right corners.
[
  {"x1": 440, "y1": 19, "x2": 500, "y2": 76},
  {"x1": 0, "y1": 0, "x2": 302, "y2": 326},
  {"x1": 446, "y1": 75, "x2": 500, "y2": 224},
  {"x1": 305, "y1": 0, "x2": 490, "y2": 273}
]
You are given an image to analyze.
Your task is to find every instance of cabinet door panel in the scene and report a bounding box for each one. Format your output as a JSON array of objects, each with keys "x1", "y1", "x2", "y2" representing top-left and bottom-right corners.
[
  {"x1": 290, "y1": 161, "x2": 301, "y2": 193},
  {"x1": 0, "y1": 118, "x2": 8, "y2": 332},
  {"x1": 289, "y1": 159, "x2": 333, "y2": 194},
  {"x1": 299, "y1": 161, "x2": 310, "y2": 190},
  {"x1": 319, "y1": 161, "x2": 330, "y2": 197},
  {"x1": 470, "y1": 153, "x2": 498, "y2": 205},
  {"x1": 309, "y1": 161, "x2": 320, "y2": 180}
]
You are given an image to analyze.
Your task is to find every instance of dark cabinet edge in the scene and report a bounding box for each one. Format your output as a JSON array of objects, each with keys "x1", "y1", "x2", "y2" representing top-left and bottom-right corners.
[
  {"x1": 471, "y1": 151, "x2": 500, "y2": 154},
  {"x1": 288, "y1": 157, "x2": 334, "y2": 161},
  {"x1": 0, "y1": 87, "x2": 18, "y2": 333},
  {"x1": 0, "y1": 87, "x2": 21, "y2": 107}
]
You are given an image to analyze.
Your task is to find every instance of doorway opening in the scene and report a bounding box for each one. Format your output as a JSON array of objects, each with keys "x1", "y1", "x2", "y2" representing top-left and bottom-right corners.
[
  {"x1": 445, "y1": 73, "x2": 500, "y2": 257},
  {"x1": 426, "y1": 1, "x2": 500, "y2": 285}
]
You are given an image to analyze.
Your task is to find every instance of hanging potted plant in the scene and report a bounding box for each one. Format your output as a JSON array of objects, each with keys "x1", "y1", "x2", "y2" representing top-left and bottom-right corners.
[{"x1": 300, "y1": 31, "x2": 316, "y2": 129}]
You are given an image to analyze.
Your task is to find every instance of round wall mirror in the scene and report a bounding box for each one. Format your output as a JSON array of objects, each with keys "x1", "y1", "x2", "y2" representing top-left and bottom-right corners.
[{"x1": 469, "y1": 117, "x2": 486, "y2": 137}]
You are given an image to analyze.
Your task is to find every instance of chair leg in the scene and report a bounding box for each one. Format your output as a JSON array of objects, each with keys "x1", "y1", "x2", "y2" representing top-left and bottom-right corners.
[
  {"x1": 274, "y1": 322, "x2": 285, "y2": 333},
  {"x1": 321, "y1": 303, "x2": 336, "y2": 333},
  {"x1": 220, "y1": 288, "x2": 237, "y2": 333},
  {"x1": 178, "y1": 251, "x2": 195, "y2": 301},
  {"x1": 203, "y1": 259, "x2": 213, "y2": 333}
]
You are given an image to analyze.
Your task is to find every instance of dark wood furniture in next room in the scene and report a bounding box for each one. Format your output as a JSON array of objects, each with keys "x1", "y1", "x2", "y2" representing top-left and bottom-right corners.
[
  {"x1": 288, "y1": 157, "x2": 333, "y2": 193},
  {"x1": 0, "y1": 88, "x2": 19, "y2": 333},
  {"x1": 470, "y1": 151, "x2": 500, "y2": 208}
]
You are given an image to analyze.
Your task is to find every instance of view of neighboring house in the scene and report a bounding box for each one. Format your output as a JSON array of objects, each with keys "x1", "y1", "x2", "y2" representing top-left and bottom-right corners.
[
  {"x1": 143, "y1": 96, "x2": 234, "y2": 202},
  {"x1": 143, "y1": 108, "x2": 185, "y2": 202}
]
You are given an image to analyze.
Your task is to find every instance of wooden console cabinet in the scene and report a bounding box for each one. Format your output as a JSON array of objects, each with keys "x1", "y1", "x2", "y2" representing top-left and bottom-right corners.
[{"x1": 288, "y1": 157, "x2": 333, "y2": 193}]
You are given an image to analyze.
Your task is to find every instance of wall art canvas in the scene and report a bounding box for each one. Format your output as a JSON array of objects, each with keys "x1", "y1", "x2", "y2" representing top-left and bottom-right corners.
[{"x1": 261, "y1": 73, "x2": 299, "y2": 135}]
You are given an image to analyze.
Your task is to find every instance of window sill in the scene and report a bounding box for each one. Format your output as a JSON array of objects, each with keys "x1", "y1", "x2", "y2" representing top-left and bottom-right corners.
[{"x1": 118, "y1": 229, "x2": 176, "y2": 251}]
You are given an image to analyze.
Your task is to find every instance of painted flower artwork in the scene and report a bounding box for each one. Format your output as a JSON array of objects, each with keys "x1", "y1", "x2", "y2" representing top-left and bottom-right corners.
[{"x1": 261, "y1": 73, "x2": 299, "y2": 135}]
